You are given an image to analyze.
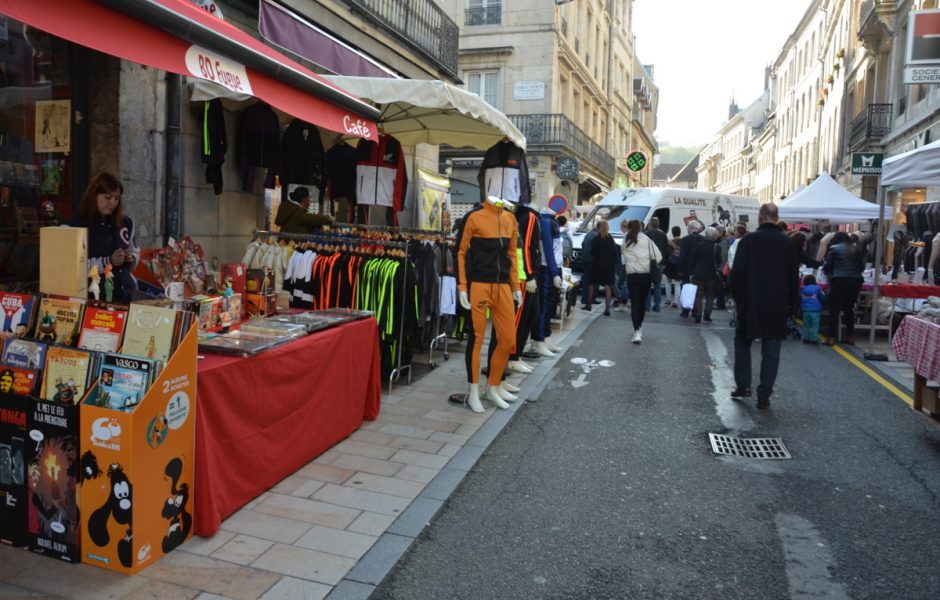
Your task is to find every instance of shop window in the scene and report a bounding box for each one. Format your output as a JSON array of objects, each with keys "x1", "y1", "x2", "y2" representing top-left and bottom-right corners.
[{"x1": 0, "y1": 18, "x2": 74, "y2": 287}]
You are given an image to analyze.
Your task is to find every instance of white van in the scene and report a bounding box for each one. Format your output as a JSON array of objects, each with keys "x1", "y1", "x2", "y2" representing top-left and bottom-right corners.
[{"x1": 570, "y1": 187, "x2": 760, "y2": 271}]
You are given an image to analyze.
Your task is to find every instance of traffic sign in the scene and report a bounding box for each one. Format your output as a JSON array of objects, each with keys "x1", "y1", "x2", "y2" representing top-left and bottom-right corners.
[
  {"x1": 626, "y1": 151, "x2": 648, "y2": 172},
  {"x1": 548, "y1": 194, "x2": 568, "y2": 214}
]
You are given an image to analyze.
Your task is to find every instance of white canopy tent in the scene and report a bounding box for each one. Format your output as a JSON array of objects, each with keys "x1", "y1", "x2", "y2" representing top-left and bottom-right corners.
[
  {"x1": 881, "y1": 139, "x2": 940, "y2": 187},
  {"x1": 778, "y1": 173, "x2": 892, "y2": 222},
  {"x1": 322, "y1": 75, "x2": 526, "y2": 151}
]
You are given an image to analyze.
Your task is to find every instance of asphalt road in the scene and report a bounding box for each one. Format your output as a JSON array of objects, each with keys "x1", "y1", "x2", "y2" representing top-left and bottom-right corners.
[{"x1": 371, "y1": 306, "x2": 940, "y2": 600}]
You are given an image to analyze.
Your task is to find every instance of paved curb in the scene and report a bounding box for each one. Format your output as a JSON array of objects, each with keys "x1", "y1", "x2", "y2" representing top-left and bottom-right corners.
[{"x1": 328, "y1": 311, "x2": 600, "y2": 599}]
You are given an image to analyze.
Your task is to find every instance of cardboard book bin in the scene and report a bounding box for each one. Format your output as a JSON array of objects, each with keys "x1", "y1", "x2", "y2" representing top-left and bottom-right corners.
[{"x1": 78, "y1": 325, "x2": 197, "y2": 574}]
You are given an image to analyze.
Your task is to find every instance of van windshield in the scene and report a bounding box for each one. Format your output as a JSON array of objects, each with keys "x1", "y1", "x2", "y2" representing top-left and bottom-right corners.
[{"x1": 577, "y1": 205, "x2": 650, "y2": 234}]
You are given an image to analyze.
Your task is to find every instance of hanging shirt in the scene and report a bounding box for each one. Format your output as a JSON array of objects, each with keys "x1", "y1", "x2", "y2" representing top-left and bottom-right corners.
[
  {"x1": 355, "y1": 134, "x2": 407, "y2": 209},
  {"x1": 477, "y1": 140, "x2": 531, "y2": 205},
  {"x1": 280, "y1": 120, "x2": 326, "y2": 194}
]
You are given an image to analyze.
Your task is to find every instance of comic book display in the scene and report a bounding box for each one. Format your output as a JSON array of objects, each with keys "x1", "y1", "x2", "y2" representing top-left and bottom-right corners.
[{"x1": 0, "y1": 394, "x2": 29, "y2": 547}]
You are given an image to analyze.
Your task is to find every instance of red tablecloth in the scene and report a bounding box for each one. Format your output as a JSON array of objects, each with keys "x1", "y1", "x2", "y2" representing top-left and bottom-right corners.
[
  {"x1": 194, "y1": 318, "x2": 382, "y2": 536},
  {"x1": 892, "y1": 316, "x2": 940, "y2": 381},
  {"x1": 879, "y1": 283, "x2": 940, "y2": 299}
]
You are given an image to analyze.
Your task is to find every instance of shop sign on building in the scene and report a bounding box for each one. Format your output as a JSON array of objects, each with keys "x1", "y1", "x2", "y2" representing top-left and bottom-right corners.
[
  {"x1": 190, "y1": 0, "x2": 224, "y2": 19},
  {"x1": 513, "y1": 80, "x2": 545, "y2": 101},
  {"x1": 185, "y1": 46, "x2": 253, "y2": 95},
  {"x1": 905, "y1": 10, "x2": 940, "y2": 83},
  {"x1": 626, "y1": 151, "x2": 648, "y2": 172},
  {"x1": 851, "y1": 152, "x2": 883, "y2": 175}
]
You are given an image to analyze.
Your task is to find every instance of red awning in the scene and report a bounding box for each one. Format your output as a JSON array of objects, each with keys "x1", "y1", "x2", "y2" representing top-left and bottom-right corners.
[{"x1": 0, "y1": 0, "x2": 379, "y2": 140}]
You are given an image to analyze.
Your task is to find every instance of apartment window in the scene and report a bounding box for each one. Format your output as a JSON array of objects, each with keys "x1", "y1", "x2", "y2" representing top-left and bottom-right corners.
[
  {"x1": 466, "y1": 0, "x2": 501, "y2": 26},
  {"x1": 466, "y1": 70, "x2": 500, "y2": 108}
]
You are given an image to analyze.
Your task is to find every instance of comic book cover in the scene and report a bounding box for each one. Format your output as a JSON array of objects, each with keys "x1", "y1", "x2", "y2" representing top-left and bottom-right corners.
[
  {"x1": 77, "y1": 306, "x2": 128, "y2": 353},
  {"x1": 1, "y1": 338, "x2": 48, "y2": 371},
  {"x1": 27, "y1": 398, "x2": 80, "y2": 562},
  {"x1": 34, "y1": 297, "x2": 85, "y2": 347},
  {"x1": 39, "y1": 348, "x2": 92, "y2": 404},
  {"x1": 0, "y1": 364, "x2": 39, "y2": 396},
  {"x1": 0, "y1": 394, "x2": 29, "y2": 547},
  {"x1": 122, "y1": 304, "x2": 177, "y2": 364},
  {"x1": 0, "y1": 292, "x2": 37, "y2": 337},
  {"x1": 92, "y1": 354, "x2": 153, "y2": 412}
]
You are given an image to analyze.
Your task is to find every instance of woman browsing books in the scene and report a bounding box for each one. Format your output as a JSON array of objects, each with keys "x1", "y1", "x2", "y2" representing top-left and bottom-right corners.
[{"x1": 67, "y1": 172, "x2": 140, "y2": 303}]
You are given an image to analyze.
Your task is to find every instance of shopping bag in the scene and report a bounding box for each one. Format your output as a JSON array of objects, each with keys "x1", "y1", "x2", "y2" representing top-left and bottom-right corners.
[{"x1": 680, "y1": 283, "x2": 698, "y2": 310}]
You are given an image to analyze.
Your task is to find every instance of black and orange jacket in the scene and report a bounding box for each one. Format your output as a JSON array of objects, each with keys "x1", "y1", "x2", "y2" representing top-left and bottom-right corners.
[
  {"x1": 457, "y1": 202, "x2": 519, "y2": 291},
  {"x1": 516, "y1": 205, "x2": 541, "y2": 281}
]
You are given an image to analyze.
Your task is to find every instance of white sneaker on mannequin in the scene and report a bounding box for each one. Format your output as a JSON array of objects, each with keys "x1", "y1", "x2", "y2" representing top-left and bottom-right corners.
[
  {"x1": 501, "y1": 381, "x2": 521, "y2": 394},
  {"x1": 507, "y1": 360, "x2": 533, "y2": 374},
  {"x1": 532, "y1": 341, "x2": 556, "y2": 357},
  {"x1": 467, "y1": 383, "x2": 484, "y2": 413},
  {"x1": 486, "y1": 385, "x2": 511, "y2": 408},
  {"x1": 545, "y1": 340, "x2": 563, "y2": 353}
]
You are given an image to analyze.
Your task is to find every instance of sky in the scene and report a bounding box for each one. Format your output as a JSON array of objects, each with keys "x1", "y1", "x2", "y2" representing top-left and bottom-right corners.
[{"x1": 632, "y1": 0, "x2": 813, "y2": 149}]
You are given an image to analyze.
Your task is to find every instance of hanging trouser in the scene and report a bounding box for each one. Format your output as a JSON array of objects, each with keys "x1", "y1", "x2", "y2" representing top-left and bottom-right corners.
[
  {"x1": 464, "y1": 282, "x2": 516, "y2": 385},
  {"x1": 487, "y1": 281, "x2": 539, "y2": 365},
  {"x1": 533, "y1": 268, "x2": 554, "y2": 341}
]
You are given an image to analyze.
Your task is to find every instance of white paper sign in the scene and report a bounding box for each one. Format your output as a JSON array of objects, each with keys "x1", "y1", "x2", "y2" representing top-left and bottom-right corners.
[
  {"x1": 513, "y1": 80, "x2": 545, "y2": 100},
  {"x1": 185, "y1": 45, "x2": 253, "y2": 95}
]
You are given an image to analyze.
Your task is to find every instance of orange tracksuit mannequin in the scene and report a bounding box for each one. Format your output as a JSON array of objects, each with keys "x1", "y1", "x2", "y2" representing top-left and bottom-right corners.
[{"x1": 457, "y1": 201, "x2": 519, "y2": 386}]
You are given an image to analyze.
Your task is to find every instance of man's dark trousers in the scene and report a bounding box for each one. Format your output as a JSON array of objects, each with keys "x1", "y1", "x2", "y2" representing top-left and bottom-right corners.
[{"x1": 733, "y1": 330, "x2": 782, "y2": 401}]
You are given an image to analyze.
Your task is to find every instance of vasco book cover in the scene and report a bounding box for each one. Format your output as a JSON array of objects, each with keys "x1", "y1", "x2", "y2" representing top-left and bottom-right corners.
[
  {"x1": 40, "y1": 347, "x2": 92, "y2": 404},
  {"x1": 2, "y1": 338, "x2": 48, "y2": 371},
  {"x1": 122, "y1": 304, "x2": 177, "y2": 364},
  {"x1": 77, "y1": 306, "x2": 128, "y2": 353},
  {"x1": 34, "y1": 296, "x2": 85, "y2": 347},
  {"x1": 0, "y1": 292, "x2": 37, "y2": 337},
  {"x1": 93, "y1": 354, "x2": 153, "y2": 412}
]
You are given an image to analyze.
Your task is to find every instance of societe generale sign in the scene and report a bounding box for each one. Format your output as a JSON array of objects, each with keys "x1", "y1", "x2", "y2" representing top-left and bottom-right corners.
[{"x1": 184, "y1": 45, "x2": 253, "y2": 95}]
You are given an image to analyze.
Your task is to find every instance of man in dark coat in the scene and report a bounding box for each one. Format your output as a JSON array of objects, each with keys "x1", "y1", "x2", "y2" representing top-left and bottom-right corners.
[
  {"x1": 645, "y1": 217, "x2": 670, "y2": 312},
  {"x1": 678, "y1": 219, "x2": 705, "y2": 317},
  {"x1": 730, "y1": 203, "x2": 800, "y2": 409}
]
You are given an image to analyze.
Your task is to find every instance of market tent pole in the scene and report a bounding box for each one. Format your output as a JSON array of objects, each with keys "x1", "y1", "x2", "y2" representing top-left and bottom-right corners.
[{"x1": 864, "y1": 184, "x2": 888, "y2": 361}]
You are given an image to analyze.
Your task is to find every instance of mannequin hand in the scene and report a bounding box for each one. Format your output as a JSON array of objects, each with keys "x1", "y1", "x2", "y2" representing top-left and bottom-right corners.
[
  {"x1": 553, "y1": 275, "x2": 563, "y2": 289},
  {"x1": 513, "y1": 290, "x2": 522, "y2": 305},
  {"x1": 459, "y1": 290, "x2": 471, "y2": 310},
  {"x1": 525, "y1": 278, "x2": 537, "y2": 293}
]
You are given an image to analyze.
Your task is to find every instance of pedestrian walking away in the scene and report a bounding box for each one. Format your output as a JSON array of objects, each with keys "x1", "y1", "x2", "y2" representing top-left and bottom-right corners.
[
  {"x1": 644, "y1": 217, "x2": 671, "y2": 312},
  {"x1": 589, "y1": 220, "x2": 619, "y2": 316},
  {"x1": 690, "y1": 226, "x2": 721, "y2": 323},
  {"x1": 800, "y1": 273, "x2": 825, "y2": 344},
  {"x1": 678, "y1": 219, "x2": 705, "y2": 317},
  {"x1": 729, "y1": 203, "x2": 799, "y2": 409},
  {"x1": 622, "y1": 219, "x2": 662, "y2": 343},
  {"x1": 820, "y1": 231, "x2": 865, "y2": 346}
]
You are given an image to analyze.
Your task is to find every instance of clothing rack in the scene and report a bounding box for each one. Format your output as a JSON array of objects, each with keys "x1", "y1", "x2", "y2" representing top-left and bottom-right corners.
[
  {"x1": 253, "y1": 228, "x2": 412, "y2": 392},
  {"x1": 330, "y1": 223, "x2": 452, "y2": 369}
]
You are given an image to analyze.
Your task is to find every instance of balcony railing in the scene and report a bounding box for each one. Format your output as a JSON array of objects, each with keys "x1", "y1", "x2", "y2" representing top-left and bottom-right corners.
[
  {"x1": 465, "y1": 5, "x2": 501, "y2": 26},
  {"x1": 848, "y1": 103, "x2": 892, "y2": 149},
  {"x1": 347, "y1": 0, "x2": 459, "y2": 77},
  {"x1": 508, "y1": 113, "x2": 616, "y2": 175}
]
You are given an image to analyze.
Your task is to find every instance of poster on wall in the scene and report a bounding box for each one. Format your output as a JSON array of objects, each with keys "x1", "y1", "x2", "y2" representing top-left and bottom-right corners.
[
  {"x1": 416, "y1": 168, "x2": 450, "y2": 232},
  {"x1": 34, "y1": 100, "x2": 71, "y2": 154}
]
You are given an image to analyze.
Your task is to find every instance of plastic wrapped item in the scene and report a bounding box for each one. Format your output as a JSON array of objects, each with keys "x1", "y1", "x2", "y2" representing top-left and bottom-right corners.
[{"x1": 239, "y1": 318, "x2": 307, "y2": 339}]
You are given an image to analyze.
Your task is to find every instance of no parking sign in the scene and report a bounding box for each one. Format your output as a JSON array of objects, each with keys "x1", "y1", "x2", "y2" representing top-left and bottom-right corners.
[{"x1": 548, "y1": 194, "x2": 568, "y2": 215}]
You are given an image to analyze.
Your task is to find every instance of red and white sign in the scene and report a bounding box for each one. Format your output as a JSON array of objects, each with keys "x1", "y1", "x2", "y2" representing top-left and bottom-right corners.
[
  {"x1": 189, "y1": 0, "x2": 223, "y2": 20},
  {"x1": 185, "y1": 45, "x2": 252, "y2": 95},
  {"x1": 907, "y1": 9, "x2": 940, "y2": 65}
]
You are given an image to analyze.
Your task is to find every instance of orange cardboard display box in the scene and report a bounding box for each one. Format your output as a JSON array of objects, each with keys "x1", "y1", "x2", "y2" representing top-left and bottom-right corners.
[{"x1": 79, "y1": 325, "x2": 197, "y2": 574}]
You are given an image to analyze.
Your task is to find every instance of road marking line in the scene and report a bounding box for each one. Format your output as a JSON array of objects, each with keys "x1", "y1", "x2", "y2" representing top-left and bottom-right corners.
[{"x1": 831, "y1": 344, "x2": 913, "y2": 407}]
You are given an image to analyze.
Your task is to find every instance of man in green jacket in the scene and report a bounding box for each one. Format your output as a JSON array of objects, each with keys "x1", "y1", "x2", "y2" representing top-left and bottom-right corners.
[{"x1": 275, "y1": 187, "x2": 334, "y2": 234}]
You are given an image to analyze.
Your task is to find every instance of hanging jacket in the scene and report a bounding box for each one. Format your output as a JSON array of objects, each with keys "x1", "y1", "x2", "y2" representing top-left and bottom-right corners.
[
  {"x1": 457, "y1": 201, "x2": 519, "y2": 290},
  {"x1": 238, "y1": 102, "x2": 280, "y2": 191},
  {"x1": 327, "y1": 141, "x2": 357, "y2": 200},
  {"x1": 538, "y1": 209, "x2": 562, "y2": 277},
  {"x1": 280, "y1": 120, "x2": 326, "y2": 196},
  {"x1": 355, "y1": 134, "x2": 407, "y2": 210},
  {"x1": 515, "y1": 205, "x2": 542, "y2": 281},
  {"x1": 200, "y1": 99, "x2": 227, "y2": 195},
  {"x1": 477, "y1": 140, "x2": 531, "y2": 205}
]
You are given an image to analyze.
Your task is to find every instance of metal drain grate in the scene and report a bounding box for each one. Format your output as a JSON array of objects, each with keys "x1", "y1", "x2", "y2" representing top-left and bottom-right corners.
[{"x1": 709, "y1": 433, "x2": 791, "y2": 459}]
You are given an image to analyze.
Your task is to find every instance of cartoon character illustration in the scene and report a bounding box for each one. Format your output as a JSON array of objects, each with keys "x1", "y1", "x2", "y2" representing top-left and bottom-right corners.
[
  {"x1": 103, "y1": 264, "x2": 114, "y2": 303},
  {"x1": 36, "y1": 312, "x2": 56, "y2": 343},
  {"x1": 145, "y1": 335, "x2": 156, "y2": 359},
  {"x1": 29, "y1": 435, "x2": 78, "y2": 547},
  {"x1": 78, "y1": 450, "x2": 102, "y2": 483},
  {"x1": 52, "y1": 378, "x2": 76, "y2": 404},
  {"x1": 88, "y1": 463, "x2": 133, "y2": 568},
  {"x1": 147, "y1": 414, "x2": 169, "y2": 449},
  {"x1": 0, "y1": 368, "x2": 13, "y2": 393},
  {"x1": 161, "y1": 457, "x2": 191, "y2": 553},
  {"x1": 88, "y1": 264, "x2": 101, "y2": 301}
]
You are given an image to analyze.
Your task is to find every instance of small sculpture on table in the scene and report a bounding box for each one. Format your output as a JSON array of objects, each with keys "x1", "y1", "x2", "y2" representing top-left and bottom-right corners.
[
  {"x1": 88, "y1": 264, "x2": 101, "y2": 301},
  {"x1": 103, "y1": 263, "x2": 114, "y2": 303}
]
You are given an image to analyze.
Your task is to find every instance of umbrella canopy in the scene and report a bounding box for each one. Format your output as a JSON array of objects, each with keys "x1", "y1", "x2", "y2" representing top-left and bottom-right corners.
[
  {"x1": 881, "y1": 139, "x2": 940, "y2": 187},
  {"x1": 322, "y1": 75, "x2": 526, "y2": 151},
  {"x1": 778, "y1": 173, "x2": 892, "y2": 223}
]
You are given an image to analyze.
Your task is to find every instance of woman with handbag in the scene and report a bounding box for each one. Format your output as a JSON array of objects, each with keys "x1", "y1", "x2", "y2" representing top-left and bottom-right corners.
[{"x1": 622, "y1": 219, "x2": 662, "y2": 343}]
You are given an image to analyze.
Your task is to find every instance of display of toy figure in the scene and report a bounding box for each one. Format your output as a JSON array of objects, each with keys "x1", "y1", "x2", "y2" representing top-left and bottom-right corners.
[
  {"x1": 103, "y1": 263, "x2": 114, "y2": 302},
  {"x1": 88, "y1": 264, "x2": 101, "y2": 301},
  {"x1": 219, "y1": 310, "x2": 232, "y2": 333},
  {"x1": 222, "y1": 277, "x2": 234, "y2": 298},
  {"x1": 36, "y1": 312, "x2": 56, "y2": 343}
]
